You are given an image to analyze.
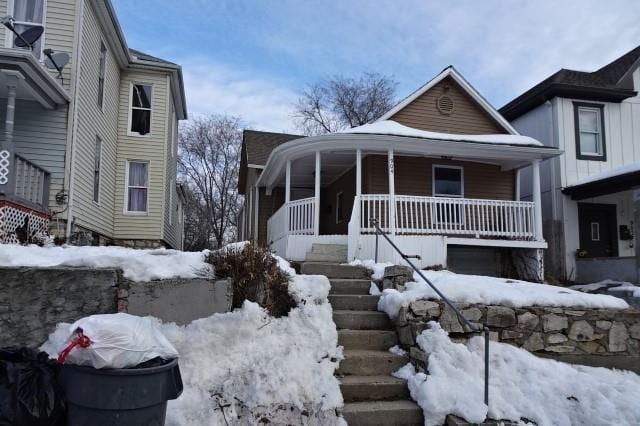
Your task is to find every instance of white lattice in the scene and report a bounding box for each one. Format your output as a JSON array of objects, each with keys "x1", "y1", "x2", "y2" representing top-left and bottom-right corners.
[
  {"x1": 0, "y1": 204, "x2": 50, "y2": 244},
  {"x1": 0, "y1": 150, "x2": 9, "y2": 185}
]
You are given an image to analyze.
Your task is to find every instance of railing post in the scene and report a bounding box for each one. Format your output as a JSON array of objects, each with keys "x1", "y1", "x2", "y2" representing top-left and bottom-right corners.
[
  {"x1": 285, "y1": 160, "x2": 291, "y2": 235},
  {"x1": 388, "y1": 149, "x2": 396, "y2": 236},
  {"x1": 484, "y1": 327, "x2": 490, "y2": 406},
  {"x1": 531, "y1": 159, "x2": 543, "y2": 241},
  {"x1": 314, "y1": 152, "x2": 320, "y2": 237}
]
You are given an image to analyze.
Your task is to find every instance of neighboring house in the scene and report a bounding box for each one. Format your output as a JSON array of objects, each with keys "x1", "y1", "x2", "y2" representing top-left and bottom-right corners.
[
  {"x1": 238, "y1": 67, "x2": 561, "y2": 280},
  {"x1": 501, "y1": 45, "x2": 640, "y2": 283},
  {"x1": 0, "y1": 0, "x2": 187, "y2": 249}
]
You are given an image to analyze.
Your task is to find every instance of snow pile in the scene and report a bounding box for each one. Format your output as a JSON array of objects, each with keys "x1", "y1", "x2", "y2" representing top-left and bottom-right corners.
[
  {"x1": 348, "y1": 258, "x2": 393, "y2": 280},
  {"x1": 571, "y1": 280, "x2": 640, "y2": 298},
  {"x1": 162, "y1": 276, "x2": 343, "y2": 425},
  {"x1": 395, "y1": 322, "x2": 640, "y2": 426},
  {"x1": 341, "y1": 120, "x2": 543, "y2": 147},
  {"x1": 378, "y1": 270, "x2": 629, "y2": 319},
  {"x1": 0, "y1": 244, "x2": 211, "y2": 282}
]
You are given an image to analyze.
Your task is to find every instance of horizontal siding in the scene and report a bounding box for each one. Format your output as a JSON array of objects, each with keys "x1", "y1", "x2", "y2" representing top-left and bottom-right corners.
[
  {"x1": 70, "y1": 2, "x2": 120, "y2": 237},
  {"x1": 113, "y1": 69, "x2": 169, "y2": 240},
  {"x1": 0, "y1": 100, "x2": 68, "y2": 209},
  {"x1": 390, "y1": 76, "x2": 506, "y2": 134},
  {"x1": 364, "y1": 155, "x2": 515, "y2": 200},
  {"x1": 162, "y1": 100, "x2": 181, "y2": 248}
]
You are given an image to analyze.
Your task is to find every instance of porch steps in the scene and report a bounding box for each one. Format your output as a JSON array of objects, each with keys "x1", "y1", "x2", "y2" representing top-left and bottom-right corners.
[
  {"x1": 304, "y1": 243, "x2": 348, "y2": 263},
  {"x1": 299, "y1": 262, "x2": 423, "y2": 425}
]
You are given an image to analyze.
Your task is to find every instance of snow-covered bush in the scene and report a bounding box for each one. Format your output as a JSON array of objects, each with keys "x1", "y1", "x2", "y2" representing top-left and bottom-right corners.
[{"x1": 209, "y1": 243, "x2": 295, "y2": 317}]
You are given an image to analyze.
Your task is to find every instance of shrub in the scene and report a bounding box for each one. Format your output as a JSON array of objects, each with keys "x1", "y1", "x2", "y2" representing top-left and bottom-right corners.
[{"x1": 209, "y1": 243, "x2": 295, "y2": 317}]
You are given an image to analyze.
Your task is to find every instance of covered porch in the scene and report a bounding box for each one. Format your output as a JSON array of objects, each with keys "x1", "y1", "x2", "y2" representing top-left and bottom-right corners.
[{"x1": 260, "y1": 126, "x2": 561, "y2": 266}]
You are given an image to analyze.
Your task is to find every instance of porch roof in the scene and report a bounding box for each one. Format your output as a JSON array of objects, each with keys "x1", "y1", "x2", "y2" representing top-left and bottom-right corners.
[
  {"x1": 0, "y1": 48, "x2": 69, "y2": 109},
  {"x1": 562, "y1": 162, "x2": 640, "y2": 200},
  {"x1": 256, "y1": 126, "x2": 562, "y2": 190}
]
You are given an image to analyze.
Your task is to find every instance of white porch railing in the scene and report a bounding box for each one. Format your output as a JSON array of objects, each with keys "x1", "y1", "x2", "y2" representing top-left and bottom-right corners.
[
  {"x1": 267, "y1": 196, "x2": 315, "y2": 244},
  {"x1": 360, "y1": 194, "x2": 535, "y2": 240}
]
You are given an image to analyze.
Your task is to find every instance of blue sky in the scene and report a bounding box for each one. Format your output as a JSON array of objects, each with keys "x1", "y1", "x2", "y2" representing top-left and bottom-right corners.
[{"x1": 112, "y1": 0, "x2": 640, "y2": 133}]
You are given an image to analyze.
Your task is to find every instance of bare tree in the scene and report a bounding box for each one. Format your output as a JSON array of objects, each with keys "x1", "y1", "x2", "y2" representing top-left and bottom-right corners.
[
  {"x1": 294, "y1": 72, "x2": 397, "y2": 135},
  {"x1": 179, "y1": 115, "x2": 242, "y2": 250}
]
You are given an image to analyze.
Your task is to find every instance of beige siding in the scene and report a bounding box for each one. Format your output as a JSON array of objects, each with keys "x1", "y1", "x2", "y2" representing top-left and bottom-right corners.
[
  {"x1": 70, "y1": 1, "x2": 120, "y2": 237},
  {"x1": 113, "y1": 69, "x2": 169, "y2": 240},
  {"x1": 390, "y1": 77, "x2": 506, "y2": 134},
  {"x1": 162, "y1": 98, "x2": 182, "y2": 248}
]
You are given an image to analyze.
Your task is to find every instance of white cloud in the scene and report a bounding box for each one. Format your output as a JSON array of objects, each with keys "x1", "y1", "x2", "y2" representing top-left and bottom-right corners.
[{"x1": 179, "y1": 57, "x2": 299, "y2": 132}]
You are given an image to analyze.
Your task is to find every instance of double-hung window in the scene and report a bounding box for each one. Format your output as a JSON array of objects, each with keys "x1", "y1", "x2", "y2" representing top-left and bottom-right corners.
[
  {"x1": 126, "y1": 161, "x2": 148, "y2": 213},
  {"x1": 130, "y1": 83, "x2": 152, "y2": 136},
  {"x1": 432, "y1": 165, "x2": 464, "y2": 225},
  {"x1": 12, "y1": 0, "x2": 45, "y2": 58},
  {"x1": 93, "y1": 136, "x2": 102, "y2": 203},
  {"x1": 97, "y1": 42, "x2": 107, "y2": 108},
  {"x1": 574, "y1": 103, "x2": 606, "y2": 160}
]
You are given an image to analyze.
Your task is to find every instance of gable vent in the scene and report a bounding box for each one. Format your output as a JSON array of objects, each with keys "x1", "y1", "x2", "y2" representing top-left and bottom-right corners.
[{"x1": 436, "y1": 95, "x2": 454, "y2": 115}]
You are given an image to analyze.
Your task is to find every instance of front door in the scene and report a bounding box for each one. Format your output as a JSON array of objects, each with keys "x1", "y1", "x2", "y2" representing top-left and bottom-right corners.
[{"x1": 578, "y1": 203, "x2": 618, "y2": 257}]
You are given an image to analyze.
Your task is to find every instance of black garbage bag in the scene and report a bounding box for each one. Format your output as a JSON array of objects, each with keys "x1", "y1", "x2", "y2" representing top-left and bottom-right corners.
[{"x1": 0, "y1": 348, "x2": 65, "y2": 426}]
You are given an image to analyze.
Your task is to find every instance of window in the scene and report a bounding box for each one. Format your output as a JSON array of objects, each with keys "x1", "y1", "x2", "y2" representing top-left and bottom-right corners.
[
  {"x1": 12, "y1": 0, "x2": 45, "y2": 58},
  {"x1": 97, "y1": 41, "x2": 107, "y2": 108},
  {"x1": 93, "y1": 136, "x2": 102, "y2": 203},
  {"x1": 126, "y1": 161, "x2": 148, "y2": 213},
  {"x1": 169, "y1": 179, "x2": 174, "y2": 225},
  {"x1": 433, "y1": 165, "x2": 463, "y2": 197},
  {"x1": 591, "y1": 222, "x2": 600, "y2": 241},
  {"x1": 336, "y1": 192, "x2": 344, "y2": 223},
  {"x1": 129, "y1": 84, "x2": 152, "y2": 135},
  {"x1": 574, "y1": 103, "x2": 606, "y2": 161}
]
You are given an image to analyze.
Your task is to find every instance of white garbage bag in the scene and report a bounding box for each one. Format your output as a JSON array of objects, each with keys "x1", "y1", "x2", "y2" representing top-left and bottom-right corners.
[{"x1": 43, "y1": 313, "x2": 178, "y2": 369}]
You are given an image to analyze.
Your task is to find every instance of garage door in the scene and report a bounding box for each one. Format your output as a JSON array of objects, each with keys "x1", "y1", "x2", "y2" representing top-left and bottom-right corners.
[{"x1": 447, "y1": 245, "x2": 501, "y2": 277}]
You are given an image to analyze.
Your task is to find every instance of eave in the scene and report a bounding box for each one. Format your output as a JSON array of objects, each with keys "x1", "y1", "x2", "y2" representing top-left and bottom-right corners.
[{"x1": 562, "y1": 171, "x2": 640, "y2": 200}]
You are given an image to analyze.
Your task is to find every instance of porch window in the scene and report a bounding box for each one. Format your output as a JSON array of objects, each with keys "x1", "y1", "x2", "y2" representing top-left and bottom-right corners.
[
  {"x1": 433, "y1": 165, "x2": 463, "y2": 197},
  {"x1": 336, "y1": 191, "x2": 344, "y2": 223},
  {"x1": 12, "y1": 0, "x2": 45, "y2": 58},
  {"x1": 93, "y1": 136, "x2": 102, "y2": 203},
  {"x1": 574, "y1": 103, "x2": 606, "y2": 161},
  {"x1": 129, "y1": 83, "x2": 152, "y2": 136},
  {"x1": 97, "y1": 41, "x2": 107, "y2": 109},
  {"x1": 126, "y1": 161, "x2": 148, "y2": 213}
]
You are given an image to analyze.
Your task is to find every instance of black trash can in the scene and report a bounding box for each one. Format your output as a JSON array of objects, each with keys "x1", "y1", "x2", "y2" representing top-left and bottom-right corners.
[{"x1": 59, "y1": 358, "x2": 183, "y2": 426}]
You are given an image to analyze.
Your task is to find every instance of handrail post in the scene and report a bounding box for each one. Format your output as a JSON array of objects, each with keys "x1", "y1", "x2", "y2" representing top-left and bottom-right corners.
[
  {"x1": 484, "y1": 327, "x2": 490, "y2": 406},
  {"x1": 374, "y1": 226, "x2": 379, "y2": 263}
]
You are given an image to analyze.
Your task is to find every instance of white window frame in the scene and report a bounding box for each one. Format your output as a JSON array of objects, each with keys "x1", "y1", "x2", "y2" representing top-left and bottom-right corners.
[
  {"x1": 93, "y1": 135, "x2": 102, "y2": 204},
  {"x1": 97, "y1": 40, "x2": 107, "y2": 110},
  {"x1": 124, "y1": 160, "x2": 150, "y2": 215},
  {"x1": 169, "y1": 179, "x2": 174, "y2": 225},
  {"x1": 577, "y1": 106, "x2": 604, "y2": 157},
  {"x1": 6, "y1": 0, "x2": 47, "y2": 59},
  {"x1": 335, "y1": 191, "x2": 344, "y2": 224},
  {"x1": 127, "y1": 82, "x2": 153, "y2": 137},
  {"x1": 432, "y1": 165, "x2": 464, "y2": 198}
]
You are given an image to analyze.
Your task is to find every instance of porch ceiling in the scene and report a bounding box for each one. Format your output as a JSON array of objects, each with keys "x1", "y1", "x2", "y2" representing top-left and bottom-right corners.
[
  {"x1": 289, "y1": 151, "x2": 355, "y2": 188},
  {"x1": 257, "y1": 133, "x2": 562, "y2": 190}
]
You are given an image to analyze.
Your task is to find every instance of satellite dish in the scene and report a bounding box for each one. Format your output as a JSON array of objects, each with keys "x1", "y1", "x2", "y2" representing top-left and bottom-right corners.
[
  {"x1": 14, "y1": 26, "x2": 43, "y2": 48},
  {"x1": 44, "y1": 52, "x2": 69, "y2": 71}
]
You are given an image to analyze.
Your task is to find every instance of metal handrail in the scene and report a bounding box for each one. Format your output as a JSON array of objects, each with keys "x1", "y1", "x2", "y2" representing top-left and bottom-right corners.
[{"x1": 371, "y1": 218, "x2": 490, "y2": 407}]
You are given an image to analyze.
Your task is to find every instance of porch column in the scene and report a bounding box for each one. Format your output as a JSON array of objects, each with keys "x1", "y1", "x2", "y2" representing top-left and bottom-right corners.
[
  {"x1": 388, "y1": 148, "x2": 396, "y2": 236},
  {"x1": 531, "y1": 159, "x2": 543, "y2": 241},
  {"x1": 314, "y1": 152, "x2": 321, "y2": 236},
  {"x1": 285, "y1": 160, "x2": 291, "y2": 234},
  {"x1": 0, "y1": 73, "x2": 20, "y2": 196},
  {"x1": 356, "y1": 149, "x2": 362, "y2": 196}
]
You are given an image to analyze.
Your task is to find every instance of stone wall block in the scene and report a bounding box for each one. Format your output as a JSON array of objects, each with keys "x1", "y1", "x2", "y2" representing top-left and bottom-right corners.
[
  {"x1": 609, "y1": 322, "x2": 629, "y2": 352},
  {"x1": 629, "y1": 323, "x2": 640, "y2": 340},
  {"x1": 542, "y1": 314, "x2": 568, "y2": 332},
  {"x1": 546, "y1": 333, "x2": 569, "y2": 344},
  {"x1": 397, "y1": 325, "x2": 414, "y2": 346},
  {"x1": 517, "y1": 312, "x2": 539, "y2": 330},
  {"x1": 409, "y1": 300, "x2": 440, "y2": 318},
  {"x1": 486, "y1": 306, "x2": 516, "y2": 328},
  {"x1": 568, "y1": 320, "x2": 595, "y2": 342},
  {"x1": 439, "y1": 304, "x2": 464, "y2": 333},
  {"x1": 522, "y1": 332, "x2": 544, "y2": 351},
  {"x1": 461, "y1": 307, "x2": 482, "y2": 322},
  {"x1": 596, "y1": 320, "x2": 612, "y2": 330}
]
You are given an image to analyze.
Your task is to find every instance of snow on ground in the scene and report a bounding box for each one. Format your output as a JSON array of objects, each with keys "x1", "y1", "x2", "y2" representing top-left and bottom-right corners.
[
  {"x1": 377, "y1": 269, "x2": 629, "y2": 319},
  {"x1": 394, "y1": 322, "x2": 640, "y2": 426},
  {"x1": 341, "y1": 120, "x2": 543, "y2": 146},
  {"x1": 0, "y1": 244, "x2": 212, "y2": 282},
  {"x1": 161, "y1": 274, "x2": 344, "y2": 425}
]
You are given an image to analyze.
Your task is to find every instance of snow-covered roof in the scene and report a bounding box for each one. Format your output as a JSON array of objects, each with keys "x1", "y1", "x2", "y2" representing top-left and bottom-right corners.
[
  {"x1": 566, "y1": 162, "x2": 640, "y2": 188},
  {"x1": 341, "y1": 120, "x2": 543, "y2": 147}
]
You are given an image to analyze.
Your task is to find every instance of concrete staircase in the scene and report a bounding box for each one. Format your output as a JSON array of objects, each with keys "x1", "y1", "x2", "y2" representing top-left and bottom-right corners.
[
  {"x1": 300, "y1": 262, "x2": 424, "y2": 426},
  {"x1": 304, "y1": 243, "x2": 348, "y2": 263}
]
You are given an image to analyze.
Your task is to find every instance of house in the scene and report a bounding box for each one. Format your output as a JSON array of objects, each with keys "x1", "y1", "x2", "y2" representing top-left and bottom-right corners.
[
  {"x1": 0, "y1": 0, "x2": 186, "y2": 249},
  {"x1": 238, "y1": 67, "x2": 561, "y2": 280},
  {"x1": 501, "y1": 45, "x2": 640, "y2": 283}
]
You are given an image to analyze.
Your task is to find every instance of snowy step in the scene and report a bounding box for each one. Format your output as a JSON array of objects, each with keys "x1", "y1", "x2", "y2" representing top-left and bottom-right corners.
[
  {"x1": 340, "y1": 375, "x2": 410, "y2": 403},
  {"x1": 301, "y1": 263, "x2": 370, "y2": 279},
  {"x1": 329, "y1": 279, "x2": 371, "y2": 295},
  {"x1": 338, "y1": 330, "x2": 398, "y2": 351},
  {"x1": 329, "y1": 294, "x2": 380, "y2": 311},
  {"x1": 304, "y1": 252, "x2": 348, "y2": 263},
  {"x1": 333, "y1": 311, "x2": 392, "y2": 330},
  {"x1": 338, "y1": 350, "x2": 409, "y2": 376},
  {"x1": 310, "y1": 243, "x2": 348, "y2": 255},
  {"x1": 342, "y1": 400, "x2": 423, "y2": 425}
]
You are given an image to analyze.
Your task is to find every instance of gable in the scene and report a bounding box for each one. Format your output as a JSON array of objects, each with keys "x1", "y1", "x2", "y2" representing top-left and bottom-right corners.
[{"x1": 388, "y1": 76, "x2": 507, "y2": 134}]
